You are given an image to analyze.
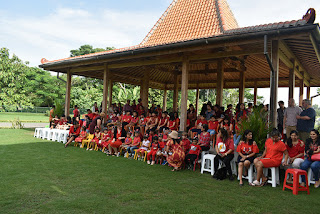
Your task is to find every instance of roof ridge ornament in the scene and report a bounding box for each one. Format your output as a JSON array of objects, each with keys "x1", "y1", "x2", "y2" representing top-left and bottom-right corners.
[
  {"x1": 41, "y1": 58, "x2": 49, "y2": 64},
  {"x1": 303, "y1": 8, "x2": 316, "y2": 24}
]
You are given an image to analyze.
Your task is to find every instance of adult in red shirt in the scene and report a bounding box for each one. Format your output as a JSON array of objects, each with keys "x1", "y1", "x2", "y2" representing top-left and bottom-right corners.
[
  {"x1": 213, "y1": 128, "x2": 235, "y2": 181},
  {"x1": 157, "y1": 112, "x2": 168, "y2": 133},
  {"x1": 251, "y1": 129, "x2": 288, "y2": 187},
  {"x1": 122, "y1": 111, "x2": 132, "y2": 132},
  {"x1": 73, "y1": 105, "x2": 80, "y2": 118},
  {"x1": 237, "y1": 130, "x2": 259, "y2": 186},
  {"x1": 65, "y1": 122, "x2": 80, "y2": 147}
]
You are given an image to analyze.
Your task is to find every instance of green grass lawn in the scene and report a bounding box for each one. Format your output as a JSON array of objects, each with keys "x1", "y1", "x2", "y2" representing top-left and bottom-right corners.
[
  {"x1": 1, "y1": 129, "x2": 320, "y2": 214},
  {"x1": 0, "y1": 112, "x2": 48, "y2": 122}
]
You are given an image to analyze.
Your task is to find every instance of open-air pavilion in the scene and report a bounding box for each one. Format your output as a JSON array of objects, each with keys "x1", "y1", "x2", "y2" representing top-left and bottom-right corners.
[{"x1": 39, "y1": 0, "x2": 320, "y2": 131}]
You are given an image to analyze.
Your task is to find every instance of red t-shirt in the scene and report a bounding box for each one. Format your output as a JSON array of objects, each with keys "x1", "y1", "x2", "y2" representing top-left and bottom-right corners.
[
  {"x1": 236, "y1": 141, "x2": 259, "y2": 155},
  {"x1": 196, "y1": 119, "x2": 208, "y2": 127},
  {"x1": 151, "y1": 143, "x2": 159, "y2": 151},
  {"x1": 264, "y1": 138, "x2": 286, "y2": 162},
  {"x1": 122, "y1": 115, "x2": 132, "y2": 123},
  {"x1": 125, "y1": 137, "x2": 132, "y2": 145},
  {"x1": 59, "y1": 119, "x2": 67, "y2": 125},
  {"x1": 69, "y1": 126, "x2": 80, "y2": 136},
  {"x1": 199, "y1": 132, "x2": 210, "y2": 147},
  {"x1": 216, "y1": 137, "x2": 234, "y2": 154},
  {"x1": 181, "y1": 138, "x2": 191, "y2": 153},
  {"x1": 87, "y1": 113, "x2": 94, "y2": 120},
  {"x1": 133, "y1": 136, "x2": 141, "y2": 146},
  {"x1": 159, "y1": 141, "x2": 166, "y2": 149},
  {"x1": 131, "y1": 117, "x2": 139, "y2": 124},
  {"x1": 168, "y1": 120, "x2": 177, "y2": 131},
  {"x1": 208, "y1": 121, "x2": 219, "y2": 130},
  {"x1": 189, "y1": 144, "x2": 201, "y2": 155},
  {"x1": 73, "y1": 109, "x2": 80, "y2": 117},
  {"x1": 286, "y1": 140, "x2": 305, "y2": 158},
  {"x1": 159, "y1": 118, "x2": 168, "y2": 126},
  {"x1": 102, "y1": 131, "x2": 111, "y2": 141}
]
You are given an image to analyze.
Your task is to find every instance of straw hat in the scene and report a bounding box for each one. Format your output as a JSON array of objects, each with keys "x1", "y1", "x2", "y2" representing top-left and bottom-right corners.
[{"x1": 168, "y1": 131, "x2": 179, "y2": 139}]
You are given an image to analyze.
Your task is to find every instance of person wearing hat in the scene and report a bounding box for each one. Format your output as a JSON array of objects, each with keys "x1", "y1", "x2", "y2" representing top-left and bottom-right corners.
[{"x1": 166, "y1": 131, "x2": 185, "y2": 171}]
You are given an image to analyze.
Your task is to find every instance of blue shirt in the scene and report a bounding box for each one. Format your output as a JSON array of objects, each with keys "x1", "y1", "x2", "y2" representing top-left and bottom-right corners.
[{"x1": 297, "y1": 108, "x2": 316, "y2": 132}]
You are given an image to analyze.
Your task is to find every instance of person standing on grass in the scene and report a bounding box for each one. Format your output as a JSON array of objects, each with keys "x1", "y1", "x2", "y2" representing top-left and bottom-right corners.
[
  {"x1": 237, "y1": 130, "x2": 259, "y2": 186},
  {"x1": 49, "y1": 105, "x2": 55, "y2": 127},
  {"x1": 73, "y1": 105, "x2": 80, "y2": 119},
  {"x1": 89, "y1": 112, "x2": 105, "y2": 134},
  {"x1": 250, "y1": 129, "x2": 289, "y2": 187},
  {"x1": 277, "y1": 101, "x2": 285, "y2": 138},
  {"x1": 65, "y1": 121, "x2": 80, "y2": 147},
  {"x1": 283, "y1": 98, "x2": 302, "y2": 138},
  {"x1": 297, "y1": 99, "x2": 316, "y2": 143}
]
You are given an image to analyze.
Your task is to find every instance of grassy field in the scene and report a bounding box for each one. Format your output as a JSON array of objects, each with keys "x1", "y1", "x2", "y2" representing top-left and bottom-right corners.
[
  {"x1": 0, "y1": 112, "x2": 48, "y2": 122},
  {"x1": 1, "y1": 129, "x2": 320, "y2": 214}
]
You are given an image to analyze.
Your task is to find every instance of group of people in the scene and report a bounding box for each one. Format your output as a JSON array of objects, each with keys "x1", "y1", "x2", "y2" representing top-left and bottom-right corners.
[{"x1": 48, "y1": 97, "x2": 319, "y2": 188}]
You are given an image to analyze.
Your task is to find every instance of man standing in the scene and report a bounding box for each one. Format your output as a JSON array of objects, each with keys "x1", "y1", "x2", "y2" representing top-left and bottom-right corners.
[
  {"x1": 277, "y1": 101, "x2": 286, "y2": 136},
  {"x1": 73, "y1": 105, "x2": 80, "y2": 118},
  {"x1": 297, "y1": 99, "x2": 316, "y2": 142},
  {"x1": 123, "y1": 100, "x2": 132, "y2": 113},
  {"x1": 283, "y1": 98, "x2": 301, "y2": 138}
]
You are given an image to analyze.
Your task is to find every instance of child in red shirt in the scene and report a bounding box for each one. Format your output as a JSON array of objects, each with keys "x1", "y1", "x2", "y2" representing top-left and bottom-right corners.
[
  {"x1": 208, "y1": 116, "x2": 219, "y2": 136},
  {"x1": 127, "y1": 131, "x2": 141, "y2": 157},
  {"x1": 90, "y1": 128, "x2": 102, "y2": 150},
  {"x1": 181, "y1": 132, "x2": 191, "y2": 153},
  {"x1": 101, "y1": 127, "x2": 112, "y2": 152},
  {"x1": 185, "y1": 138, "x2": 201, "y2": 170},
  {"x1": 147, "y1": 136, "x2": 159, "y2": 165},
  {"x1": 75, "y1": 126, "x2": 87, "y2": 147}
]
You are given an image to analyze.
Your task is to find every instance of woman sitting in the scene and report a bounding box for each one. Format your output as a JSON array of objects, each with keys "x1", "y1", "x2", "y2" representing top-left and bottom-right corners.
[
  {"x1": 198, "y1": 124, "x2": 210, "y2": 151},
  {"x1": 282, "y1": 130, "x2": 305, "y2": 183},
  {"x1": 213, "y1": 128, "x2": 235, "y2": 181},
  {"x1": 166, "y1": 131, "x2": 185, "y2": 171},
  {"x1": 300, "y1": 129, "x2": 320, "y2": 188},
  {"x1": 108, "y1": 124, "x2": 125, "y2": 156},
  {"x1": 237, "y1": 130, "x2": 259, "y2": 186},
  {"x1": 251, "y1": 129, "x2": 288, "y2": 187}
]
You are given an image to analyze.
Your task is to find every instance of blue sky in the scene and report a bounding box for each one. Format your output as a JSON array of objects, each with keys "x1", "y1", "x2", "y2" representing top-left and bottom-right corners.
[{"x1": 1, "y1": 0, "x2": 320, "y2": 104}]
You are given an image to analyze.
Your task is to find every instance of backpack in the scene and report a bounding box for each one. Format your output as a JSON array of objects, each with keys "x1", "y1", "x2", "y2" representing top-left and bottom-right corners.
[{"x1": 215, "y1": 167, "x2": 227, "y2": 180}]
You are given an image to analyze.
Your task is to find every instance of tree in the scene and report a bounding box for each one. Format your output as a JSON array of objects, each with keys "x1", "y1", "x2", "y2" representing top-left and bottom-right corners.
[
  {"x1": 70, "y1": 45, "x2": 115, "y2": 57},
  {"x1": 0, "y1": 48, "x2": 33, "y2": 111}
]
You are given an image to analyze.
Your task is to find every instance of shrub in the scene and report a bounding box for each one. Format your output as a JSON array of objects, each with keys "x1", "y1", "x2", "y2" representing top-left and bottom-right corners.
[
  {"x1": 53, "y1": 102, "x2": 64, "y2": 118},
  {"x1": 239, "y1": 106, "x2": 272, "y2": 151},
  {"x1": 11, "y1": 118, "x2": 24, "y2": 129}
]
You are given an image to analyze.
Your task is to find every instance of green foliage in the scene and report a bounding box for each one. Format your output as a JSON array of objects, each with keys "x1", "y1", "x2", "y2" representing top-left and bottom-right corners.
[
  {"x1": 53, "y1": 102, "x2": 64, "y2": 118},
  {"x1": 239, "y1": 106, "x2": 272, "y2": 151},
  {"x1": 10, "y1": 118, "x2": 24, "y2": 129},
  {"x1": 70, "y1": 44, "x2": 115, "y2": 57},
  {"x1": 0, "y1": 48, "x2": 33, "y2": 110}
]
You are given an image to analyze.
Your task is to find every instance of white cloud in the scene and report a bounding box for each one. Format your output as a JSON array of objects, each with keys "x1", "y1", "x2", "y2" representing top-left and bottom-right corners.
[{"x1": 0, "y1": 7, "x2": 159, "y2": 66}]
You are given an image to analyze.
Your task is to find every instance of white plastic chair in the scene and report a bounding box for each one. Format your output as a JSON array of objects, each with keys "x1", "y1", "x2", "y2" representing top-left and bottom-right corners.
[
  {"x1": 41, "y1": 128, "x2": 50, "y2": 139},
  {"x1": 201, "y1": 154, "x2": 216, "y2": 175},
  {"x1": 238, "y1": 164, "x2": 254, "y2": 183},
  {"x1": 263, "y1": 167, "x2": 280, "y2": 187},
  {"x1": 308, "y1": 168, "x2": 316, "y2": 186},
  {"x1": 34, "y1": 128, "x2": 42, "y2": 138},
  {"x1": 47, "y1": 129, "x2": 55, "y2": 140}
]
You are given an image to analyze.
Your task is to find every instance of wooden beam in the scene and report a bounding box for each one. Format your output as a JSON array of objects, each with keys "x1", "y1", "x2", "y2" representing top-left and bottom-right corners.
[
  {"x1": 142, "y1": 70, "x2": 150, "y2": 109},
  {"x1": 65, "y1": 70, "x2": 72, "y2": 116},
  {"x1": 216, "y1": 59, "x2": 224, "y2": 106},
  {"x1": 299, "y1": 73, "x2": 304, "y2": 106},
  {"x1": 173, "y1": 72, "x2": 179, "y2": 111},
  {"x1": 163, "y1": 85, "x2": 167, "y2": 111},
  {"x1": 239, "y1": 70, "x2": 245, "y2": 103},
  {"x1": 253, "y1": 81, "x2": 258, "y2": 106},
  {"x1": 108, "y1": 80, "x2": 113, "y2": 108},
  {"x1": 307, "y1": 85, "x2": 311, "y2": 99},
  {"x1": 180, "y1": 57, "x2": 189, "y2": 131},
  {"x1": 102, "y1": 64, "x2": 109, "y2": 114},
  {"x1": 270, "y1": 40, "x2": 279, "y2": 127},
  {"x1": 289, "y1": 60, "x2": 295, "y2": 99},
  {"x1": 309, "y1": 34, "x2": 320, "y2": 65}
]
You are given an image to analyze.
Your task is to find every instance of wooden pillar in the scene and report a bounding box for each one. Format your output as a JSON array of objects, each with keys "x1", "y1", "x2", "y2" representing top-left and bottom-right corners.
[
  {"x1": 140, "y1": 80, "x2": 143, "y2": 100},
  {"x1": 102, "y1": 64, "x2": 109, "y2": 114},
  {"x1": 108, "y1": 80, "x2": 113, "y2": 108},
  {"x1": 195, "y1": 86, "x2": 200, "y2": 116},
  {"x1": 253, "y1": 81, "x2": 258, "y2": 106},
  {"x1": 216, "y1": 59, "x2": 224, "y2": 106},
  {"x1": 163, "y1": 85, "x2": 167, "y2": 111},
  {"x1": 65, "y1": 70, "x2": 72, "y2": 116},
  {"x1": 307, "y1": 85, "x2": 311, "y2": 100},
  {"x1": 180, "y1": 57, "x2": 189, "y2": 132},
  {"x1": 270, "y1": 40, "x2": 279, "y2": 127},
  {"x1": 299, "y1": 75, "x2": 304, "y2": 106},
  {"x1": 173, "y1": 73, "x2": 179, "y2": 111},
  {"x1": 289, "y1": 61, "x2": 295, "y2": 99},
  {"x1": 142, "y1": 70, "x2": 150, "y2": 109},
  {"x1": 239, "y1": 70, "x2": 245, "y2": 103}
]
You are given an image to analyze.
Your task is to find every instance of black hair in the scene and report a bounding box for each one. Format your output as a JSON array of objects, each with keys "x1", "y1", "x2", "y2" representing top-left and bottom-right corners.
[
  {"x1": 75, "y1": 105, "x2": 78, "y2": 108},
  {"x1": 202, "y1": 124, "x2": 208, "y2": 132},
  {"x1": 286, "y1": 130, "x2": 299, "y2": 148},
  {"x1": 248, "y1": 103, "x2": 253, "y2": 107},
  {"x1": 62, "y1": 114, "x2": 65, "y2": 117},
  {"x1": 270, "y1": 128, "x2": 281, "y2": 137},
  {"x1": 153, "y1": 136, "x2": 159, "y2": 142},
  {"x1": 278, "y1": 101, "x2": 284, "y2": 105},
  {"x1": 305, "y1": 129, "x2": 320, "y2": 152},
  {"x1": 169, "y1": 112, "x2": 175, "y2": 121},
  {"x1": 52, "y1": 105, "x2": 55, "y2": 108},
  {"x1": 227, "y1": 104, "x2": 232, "y2": 108},
  {"x1": 243, "y1": 129, "x2": 254, "y2": 145},
  {"x1": 132, "y1": 111, "x2": 138, "y2": 116},
  {"x1": 220, "y1": 128, "x2": 229, "y2": 143}
]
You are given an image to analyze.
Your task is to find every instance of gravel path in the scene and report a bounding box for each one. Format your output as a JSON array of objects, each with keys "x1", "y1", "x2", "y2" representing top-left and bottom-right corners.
[{"x1": 0, "y1": 122, "x2": 47, "y2": 128}]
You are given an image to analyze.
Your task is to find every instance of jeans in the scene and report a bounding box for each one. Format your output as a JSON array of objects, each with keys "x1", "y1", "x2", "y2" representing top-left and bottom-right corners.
[
  {"x1": 208, "y1": 129, "x2": 216, "y2": 135},
  {"x1": 233, "y1": 134, "x2": 241, "y2": 146},
  {"x1": 300, "y1": 158, "x2": 320, "y2": 183},
  {"x1": 127, "y1": 146, "x2": 138, "y2": 154}
]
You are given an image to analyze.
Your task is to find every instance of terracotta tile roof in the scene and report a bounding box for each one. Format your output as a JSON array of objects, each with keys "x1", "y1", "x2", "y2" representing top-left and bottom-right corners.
[
  {"x1": 41, "y1": 1, "x2": 313, "y2": 65},
  {"x1": 140, "y1": 0, "x2": 238, "y2": 47}
]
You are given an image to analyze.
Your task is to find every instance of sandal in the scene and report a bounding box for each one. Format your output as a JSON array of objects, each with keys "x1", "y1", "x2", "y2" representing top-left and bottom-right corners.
[
  {"x1": 249, "y1": 180, "x2": 261, "y2": 187},
  {"x1": 261, "y1": 178, "x2": 268, "y2": 186}
]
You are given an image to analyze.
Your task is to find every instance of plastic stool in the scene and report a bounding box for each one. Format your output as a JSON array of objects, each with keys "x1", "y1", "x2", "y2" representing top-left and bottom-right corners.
[
  {"x1": 201, "y1": 154, "x2": 216, "y2": 175},
  {"x1": 283, "y1": 169, "x2": 310, "y2": 195},
  {"x1": 263, "y1": 167, "x2": 280, "y2": 187}
]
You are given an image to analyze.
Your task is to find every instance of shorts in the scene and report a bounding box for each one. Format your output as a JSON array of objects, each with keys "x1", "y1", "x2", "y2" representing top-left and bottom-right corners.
[
  {"x1": 208, "y1": 129, "x2": 216, "y2": 135},
  {"x1": 260, "y1": 158, "x2": 281, "y2": 168},
  {"x1": 237, "y1": 155, "x2": 255, "y2": 164}
]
